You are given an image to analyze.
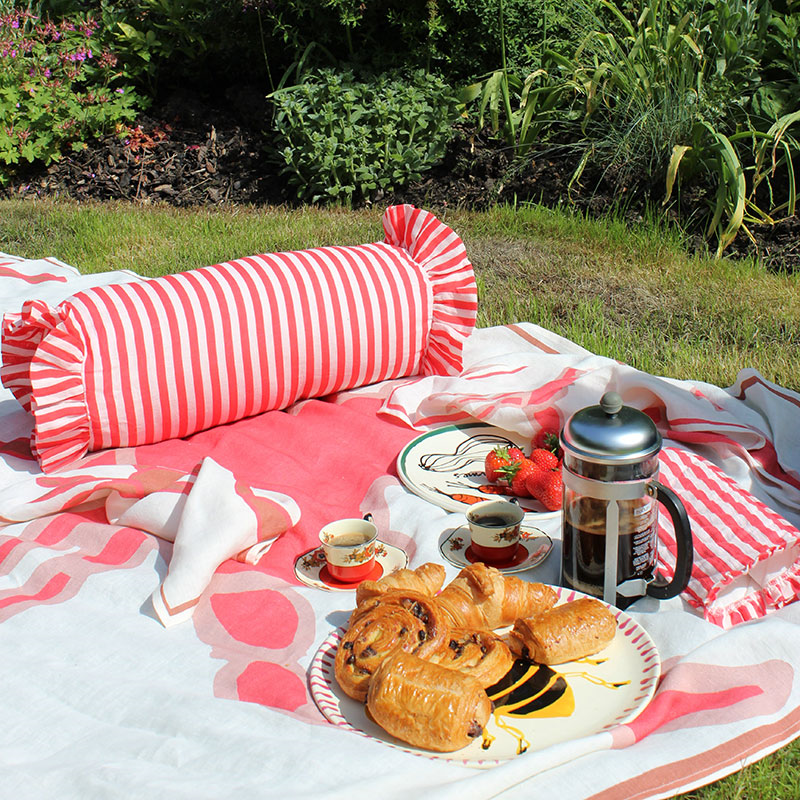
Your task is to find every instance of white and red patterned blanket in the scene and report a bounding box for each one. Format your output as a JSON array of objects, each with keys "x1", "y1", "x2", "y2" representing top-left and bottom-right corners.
[{"x1": 2, "y1": 253, "x2": 800, "y2": 800}]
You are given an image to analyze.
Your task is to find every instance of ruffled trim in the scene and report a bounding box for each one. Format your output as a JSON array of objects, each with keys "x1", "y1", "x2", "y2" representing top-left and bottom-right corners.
[
  {"x1": 2, "y1": 300, "x2": 61, "y2": 411},
  {"x1": 704, "y1": 555, "x2": 800, "y2": 629},
  {"x1": 1, "y1": 299, "x2": 90, "y2": 472},
  {"x1": 383, "y1": 205, "x2": 477, "y2": 376}
]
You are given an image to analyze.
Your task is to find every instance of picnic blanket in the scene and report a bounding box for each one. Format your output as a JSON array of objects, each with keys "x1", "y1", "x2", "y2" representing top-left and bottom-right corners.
[{"x1": 2, "y1": 252, "x2": 800, "y2": 800}]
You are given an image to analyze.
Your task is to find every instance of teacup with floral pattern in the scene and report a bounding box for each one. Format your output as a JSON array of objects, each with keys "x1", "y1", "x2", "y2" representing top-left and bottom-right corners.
[
  {"x1": 466, "y1": 499, "x2": 524, "y2": 564},
  {"x1": 319, "y1": 516, "x2": 378, "y2": 581}
]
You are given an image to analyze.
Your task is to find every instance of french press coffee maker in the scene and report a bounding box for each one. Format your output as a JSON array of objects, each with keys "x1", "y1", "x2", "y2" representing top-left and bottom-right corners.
[{"x1": 560, "y1": 391, "x2": 693, "y2": 609}]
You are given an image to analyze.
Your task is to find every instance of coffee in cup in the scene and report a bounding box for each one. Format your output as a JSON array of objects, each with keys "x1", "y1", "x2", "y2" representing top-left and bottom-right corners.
[
  {"x1": 319, "y1": 516, "x2": 378, "y2": 582},
  {"x1": 466, "y1": 499, "x2": 525, "y2": 564}
]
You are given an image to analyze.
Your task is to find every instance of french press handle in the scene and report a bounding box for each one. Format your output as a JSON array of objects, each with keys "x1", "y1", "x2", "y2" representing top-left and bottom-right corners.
[{"x1": 646, "y1": 481, "x2": 693, "y2": 599}]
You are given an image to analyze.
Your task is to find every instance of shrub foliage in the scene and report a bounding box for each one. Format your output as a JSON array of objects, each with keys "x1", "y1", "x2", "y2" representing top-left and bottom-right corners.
[
  {"x1": 0, "y1": 6, "x2": 141, "y2": 176},
  {"x1": 270, "y1": 68, "x2": 460, "y2": 205}
]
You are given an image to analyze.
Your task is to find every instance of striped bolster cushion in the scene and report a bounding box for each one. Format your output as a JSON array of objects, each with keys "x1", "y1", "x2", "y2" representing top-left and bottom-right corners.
[{"x1": 1, "y1": 205, "x2": 477, "y2": 472}]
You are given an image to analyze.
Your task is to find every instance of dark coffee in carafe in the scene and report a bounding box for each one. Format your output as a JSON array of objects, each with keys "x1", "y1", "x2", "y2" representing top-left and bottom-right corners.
[{"x1": 561, "y1": 498, "x2": 657, "y2": 609}]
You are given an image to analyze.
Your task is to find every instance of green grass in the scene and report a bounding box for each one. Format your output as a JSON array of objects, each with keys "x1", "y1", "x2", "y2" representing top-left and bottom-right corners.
[
  {"x1": 1, "y1": 197, "x2": 799, "y2": 798},
  {"x1": 3, "y1": 198, "x2": 796, "y2": 392}
]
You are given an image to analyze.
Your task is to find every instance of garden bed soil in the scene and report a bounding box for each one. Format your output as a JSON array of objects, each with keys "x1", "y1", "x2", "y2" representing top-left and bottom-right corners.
[{"x1": 3, "y1": 87, "x2": 798, "y2": 272}]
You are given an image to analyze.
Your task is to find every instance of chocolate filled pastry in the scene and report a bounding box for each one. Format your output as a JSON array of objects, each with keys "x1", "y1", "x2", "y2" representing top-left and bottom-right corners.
[
  {"x1": 436, "y1": 562, "x2": 558, "y2": 630},
  {"x1": 355, "y1": 562, "x2": 446, "y2": 606},
  {"x1": 366, "y1": 650, "x2": 492, "y2": 752},
  {"x1": 427, "y1": 628, "x2": 514, "y2": 688},
  {"x1": 509, "y1": 597, "x2": 617, "y2": 665},
  {"x1": 335, "y1": 590, "x2": 449, "y2": 702}
]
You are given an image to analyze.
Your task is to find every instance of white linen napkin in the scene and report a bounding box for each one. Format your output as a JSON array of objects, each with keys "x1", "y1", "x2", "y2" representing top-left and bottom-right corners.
[{"x1": 106, "y1": 457, "x2": 300, "y2": 627}]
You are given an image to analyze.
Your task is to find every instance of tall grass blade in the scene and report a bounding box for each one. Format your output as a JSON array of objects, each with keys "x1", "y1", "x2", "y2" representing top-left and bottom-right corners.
[{"x1": 664, "y1": 144, "x2": 692, "y2": 204}]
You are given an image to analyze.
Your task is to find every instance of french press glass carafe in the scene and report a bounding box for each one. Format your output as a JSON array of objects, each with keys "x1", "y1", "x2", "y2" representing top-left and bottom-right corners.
[{"x1": 560, "y1": 391, "x2": 694, "y2": 609}]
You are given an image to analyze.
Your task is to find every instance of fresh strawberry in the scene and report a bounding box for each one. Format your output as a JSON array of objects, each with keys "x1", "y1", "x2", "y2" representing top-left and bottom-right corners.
[
  {"x1": 499, "y1": 458, "x2": 542, "y2": 497},
  {"x1": 484, "y1": 447, "x2": 511, "y2": 483},
  {"x1": 526, "y1": 468, "x2": 563, "y2": 511},
  {"x1": 485, "y1": 445, "x2": 525, "y2": 483},
  {"x1": 533, "y1": 428, "x2": 561, "y2": 456},
  {"x1": 529, "y1": 447, "x2": 560, "y2": 471},
  {"x1": 507, "y1": 445, "x2": 525, "y2": 463}
]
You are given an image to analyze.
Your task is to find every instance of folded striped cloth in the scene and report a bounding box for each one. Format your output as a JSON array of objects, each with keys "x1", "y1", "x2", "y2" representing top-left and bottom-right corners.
[{"x1": 658, "y1": 447, "x2": 800, "y2": 629}]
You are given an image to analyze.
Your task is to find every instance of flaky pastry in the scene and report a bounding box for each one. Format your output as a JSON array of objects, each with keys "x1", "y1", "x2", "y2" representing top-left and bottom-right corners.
[
  {"x1": 509, "y1": 597, "x2": 617, "y2": 664},
  {"x1": 335, "y1": 589, "x2": 448, "y2": 702},
  {"x1": 436, "y1": 562, "x2": 558, "y2": 630},
  {"x1": 366, "y1": 650, "x2": 492, "y2": 752},
  {"x1": 355, "y1": 562, "x2": 445, "y2": 606},
  {"x1": 427, "y1": 627, "x2": 515, "y2": 688}
]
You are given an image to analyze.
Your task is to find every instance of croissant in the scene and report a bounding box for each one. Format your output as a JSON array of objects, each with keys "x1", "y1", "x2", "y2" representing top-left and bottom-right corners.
[
  {"x1": 509, "y1": 597, "x2": 617, "y2": 665},
  {"x1": 366, "y1": 650, "x2": 492, "y2": 753},
  {"x1": 355, "y1": 562, "x2": 446, "y2": 606},
  {"x1": 335, "y1": 590, "x2": 449, "y2": 702},
  {"x1": 427, "y1": 628, "x2": 514, "y2": 689},
  {"x1": 436, "y1": 563, "x2": 557, "y2": 631}
]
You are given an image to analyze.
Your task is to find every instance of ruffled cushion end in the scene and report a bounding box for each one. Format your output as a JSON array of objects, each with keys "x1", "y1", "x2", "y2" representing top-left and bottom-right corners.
[
  {"x1": 1, "y1": 299, "x2": 90, "y2": 472},
  {"x1": 704, "y1": 550, "x2": 800, "y2": 629},
  {"x1": 383, "y1": 205, "x2": 477, "y2": 376}
]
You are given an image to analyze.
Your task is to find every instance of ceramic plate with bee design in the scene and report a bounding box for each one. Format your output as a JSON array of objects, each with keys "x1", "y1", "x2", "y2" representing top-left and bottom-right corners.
[
  {"x1": 309, "y1": 586, "x2": 661, "y2": 766},
  {"x1": 396, "y1": 423, "x2": 561, "y2": 519}
]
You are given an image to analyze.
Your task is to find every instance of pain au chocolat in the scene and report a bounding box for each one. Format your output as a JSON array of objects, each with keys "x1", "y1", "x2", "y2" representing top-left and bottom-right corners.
[
  {"x1": 509, "y1": 597, "x2": 617, "y2": 665},
  {"x1": 366, "y1": 650, "x2": 492, "y2": 752}
]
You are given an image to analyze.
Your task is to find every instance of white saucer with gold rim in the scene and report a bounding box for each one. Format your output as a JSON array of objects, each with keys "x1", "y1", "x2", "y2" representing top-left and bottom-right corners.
[
  {"x1": 438, "y1": 525, "x2": 552, "y2": 574},
  {"x1": 294, "y1": 540, "x2": 408, "y2": 591}
]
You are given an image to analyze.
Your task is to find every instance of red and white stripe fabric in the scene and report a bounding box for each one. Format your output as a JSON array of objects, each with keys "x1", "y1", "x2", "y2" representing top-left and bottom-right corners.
[
  {"x1": 657, "y1": 446, "x2": 800, "y2": 629},
  {"x1": 1, "y1": 205, "x2": 477, "y2": 472}
]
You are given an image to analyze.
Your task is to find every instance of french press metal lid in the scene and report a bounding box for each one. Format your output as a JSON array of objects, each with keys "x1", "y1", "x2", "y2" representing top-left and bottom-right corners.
[{"x1": 562, "y1": 391, "x2": 660, "y2": 465}]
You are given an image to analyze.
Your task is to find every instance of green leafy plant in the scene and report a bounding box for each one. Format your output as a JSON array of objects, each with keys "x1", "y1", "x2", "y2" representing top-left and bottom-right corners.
[
  {"x1": 459, "y1": 0, "x2": 571, "y2": 154},
  {"x1": 99, "y1": 0, "x2": 253, "y2": 90},
  {"x1": 553, "y1": 0, "x2": 800, "y2": 255},
  {"x1": 567, "y1": 0, "x2": 717, "y2": 188},
  {"x1": 462, "y1": 64, "x2": 566, "y2": 156},
  {"x1": 0, "y1": 7, "x2": 142, "y2": 180},
  {"x1": 664, "y1": 110, "x2": 800, "y2": 255},
  {"x1": 269, "y1": 68, "x2": 460, "y2": 205}
]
